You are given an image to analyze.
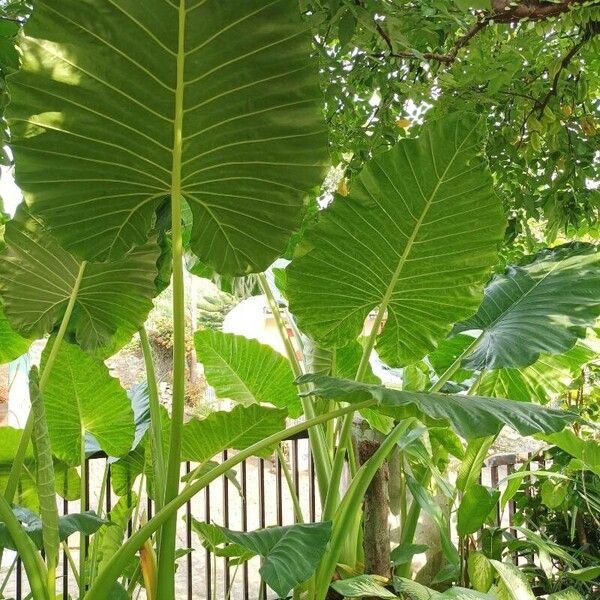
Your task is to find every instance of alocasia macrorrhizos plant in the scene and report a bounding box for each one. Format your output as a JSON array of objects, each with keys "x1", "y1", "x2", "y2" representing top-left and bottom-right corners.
[{"x1": 0, "y1": 2, "x2": 597, "y2": 600}]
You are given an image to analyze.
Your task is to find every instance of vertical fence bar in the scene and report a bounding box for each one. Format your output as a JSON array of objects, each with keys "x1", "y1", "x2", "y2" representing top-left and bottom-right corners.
[
  {"x1": 106, "y1": 466, "x2": 112, "y2": 513},
  {"x1": 63, "y1": 498, "x2": 69, "y2": 599},
  {"x1": 276, "y1": 450, "x2": 283, "y2": 526},
  {"x1": 241, "y1": 459, "x2": 249, "y2": 600},
  {"x1": 186, "y1": 461, "x2": 192, "y2": 600},
  {"x1": 205, "y1": 483, "x2": 211, "y2": 600},
  {"x1": 84, "y1": 457, "x2": 90, "y2": 586},
  {"x1": 223, "y1": 450, "x2": 230, "y2": 594},
  {"x1": 490, "y1": 465, "x2": 500, "y2": 526},
  {"x1": 292, "y1": 438, "x2": 300, "y2": 518},
  {"x1": 259, "y1": 458, "x2": 266, "y2": 599}
]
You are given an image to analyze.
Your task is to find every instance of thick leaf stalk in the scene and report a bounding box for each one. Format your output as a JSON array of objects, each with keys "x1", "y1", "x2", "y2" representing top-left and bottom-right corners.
[
  {"x1": 156, "y1": 2, "x2": 187, "y2": 597},
  {"x1": 84, "y1": 401, "x2": 374, "y2": 600},
  {"x1": 29, "y1": 367, "x2": 60, "y2": 598}
]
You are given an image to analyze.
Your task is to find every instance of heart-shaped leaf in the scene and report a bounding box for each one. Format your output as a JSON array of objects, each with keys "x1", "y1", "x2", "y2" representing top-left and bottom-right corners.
[
  {"x1": 0, "y1": 209, "x2": 160, "y2": 352},
  {"x1": 194, "y1": 330, "x2": 301, "y2": 417},
  {"x1": 0, "y1": 303, "x2": 30, "y2": 363},
  {"x1": 210, "y1": 521, "x2": 332, "y2": 598},
  {"x1": 8, "y1": 0, "x2": 328, "y2": 273},
  {"x1": 40, "y1": 339, "x2": 135, "y2": 465},
  {"x1": 182, "y1": 404, "x2": 286, "y2": 463},
  {"x1": 286, "y1": 114, "x2": 505, "y2": 366},
  {"x1": 454, "y1": 244, "x2": 600, "y2": 370}
]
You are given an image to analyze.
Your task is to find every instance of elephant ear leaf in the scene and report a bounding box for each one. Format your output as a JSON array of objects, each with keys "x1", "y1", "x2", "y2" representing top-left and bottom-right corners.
[
  {"x1": 298, "y1": 374, "x2": 577, "y2": 439},
  {"x1": 194, "y1": 330, "x2": 302, "y2": 417},
  {"x1": 0, "y1": 303, "x2": 30, "y2": 363},
  {"x1": 0, "y1": 208, "x2": 160, "y2": 352},
  {"x1": 210, "y1": 522, "x2": 333, "y2": 598},
  {"x1": 40, "y1": 339, "x2": 135, "y2": 465},
  {"x1": 286, "y1": 114, "x2": 505, "y2": 367},
  {"x1": 182, "y1": 404, "x2": 286, "y2": 463},
  {"x1": 454, "y1": 243, "x2": 600, "y2": 370},
  {"x1": 478, "y1": 343, "x2": 595, "y2": 403},
  {"x1": 7, "y1": 0, "x2": 328, "y2": 273}
]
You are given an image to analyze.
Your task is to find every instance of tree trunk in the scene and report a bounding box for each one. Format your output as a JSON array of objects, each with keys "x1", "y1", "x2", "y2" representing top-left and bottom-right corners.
[{"x1": 358, "y1": 439, "x2": 391, "y2": 579}]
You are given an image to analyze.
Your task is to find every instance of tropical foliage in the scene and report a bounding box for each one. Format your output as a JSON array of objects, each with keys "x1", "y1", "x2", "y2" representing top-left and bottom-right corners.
[{"x1": 0, "y1": 1, "x2": 598, "y2": 599}]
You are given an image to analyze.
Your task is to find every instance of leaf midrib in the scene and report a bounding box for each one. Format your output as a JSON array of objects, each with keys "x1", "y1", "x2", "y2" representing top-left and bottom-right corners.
[{"x1": 370, "y1": 121, "x2": 480, "y2": 337}]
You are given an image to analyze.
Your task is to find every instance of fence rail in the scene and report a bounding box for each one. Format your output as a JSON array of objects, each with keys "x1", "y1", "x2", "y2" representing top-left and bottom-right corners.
[{"x1": 1, "y1": 438, "x2": 537, "y2": 600}]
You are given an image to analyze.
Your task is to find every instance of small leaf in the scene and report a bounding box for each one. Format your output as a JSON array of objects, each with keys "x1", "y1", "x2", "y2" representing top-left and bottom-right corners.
[
  {"x1": 0, "y1": 507, "x2": 108, "y2": 551},
  {"x1": 566, "y1": 566, "x2": 600, "y2": 582},
  {"x1": 194, "y1": 330, "x2": 301, "y2": 417},
  {"x1": 331, "y1": 574, "x2": 397, "y2": 598},
  {"x1": 467, "y1": 552, "x2": 494, "y2": 593},
  {"x1": 457, "y1": 484, "x2": 500, "y2": 536},
  {"x1": 548, "y1": 589, "x2": 586, "y2": 600},
  {"x1": 391, "y1": 543, "x2": 428, "y2": 566},
  {"x1": 210, "y1": 522, "x2": 333, "y2": 598},
  {"x1": 540, "y1": 478, "x2": 568, "y2": 509},
  {"x1": 490, "y1": 561, "x2": 536, "y2": 600}
]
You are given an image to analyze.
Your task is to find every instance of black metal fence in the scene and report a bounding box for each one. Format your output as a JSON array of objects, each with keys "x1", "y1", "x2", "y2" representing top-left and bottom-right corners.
[{"x1": 1, "y1": 441, "x2": 537, "y2": 600}]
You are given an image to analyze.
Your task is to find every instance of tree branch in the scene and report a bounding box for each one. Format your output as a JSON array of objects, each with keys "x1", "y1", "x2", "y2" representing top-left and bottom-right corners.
[
  {"x1": 372, "y1": 0, "x2": 597, "y2": 65},
  {"x1": 536, "y1": 22, "x2": 599, "y2": 112}
]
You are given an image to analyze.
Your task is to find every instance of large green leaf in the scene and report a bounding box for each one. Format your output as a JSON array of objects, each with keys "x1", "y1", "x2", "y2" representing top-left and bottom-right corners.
[
  {"x1": 194, "y1": 330, "x2": 301, "y2": 417},
  {"x1": 0, "y1": 210, "x2": 160, "y2": 351},
  {"x1": 457, "y1": 484, "x2": 500, "y2": 536},
  {"x1": 41, "y1": 339, "x2": 135, "y2": 465},
  {"x1": 541, "y1": 429, "x2": 600, "y2": 476},
  {"x1": 0, "y1": 506, "x2": 107, "y2": 551},
  {"x1": 7, "y1": 0, "x2": 328, "y2": 273},
  {"x1": 181, "y1": 404, "x2": 286, "y2": 463},
  {"x1": 548, "y1": 590, "x2": 586, "y2": 600},
  {"x1": 0, "y1": 426, "x2": 80, "y2": 509},
  {"x1": 489, "y1": 561, "x2": 536, "y2": 600},
  {"x1": 478, "y1": 343, "x2": 594, "y2": 404},
  {"x1": 454, "y1": 244, "x2": 600, "y2": 370},
  {"x1": 210, "y1": 521, "x2": 332, "y2": 598},
  {"x1": 286, "y1": 114, "x2": 505, "y2": 366},
  {"x1": 331, "y1": 575, "x2": 397, "y2": 598},
  {"x1": 393, "y1": 578, "x2": 495, "y2": 600},
  {"x1": 298, "y1": 374, "x2": 577, "y2": 439},
  {"x1": 0, "y1": 303, "x2": 30, "y2": 363}
]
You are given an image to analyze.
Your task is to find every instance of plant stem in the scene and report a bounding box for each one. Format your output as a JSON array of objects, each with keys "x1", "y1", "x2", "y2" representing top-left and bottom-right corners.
[
  {"x1": 313, "y1": 421, "x2": 410, "y2": 600},
  {"x1": 87, "y1": 462, "x2": 109, "y2": 586},
  {"x1": 322, "y1": 413, "x2": 353, "y2": 521},
  {"x1": 0, "y1": 495, "x2": 49, "y2": 600},
  {"x1": 324, "y1": 295, "x2": 386, "y2": 523},
  {"x1": 257, "y1": 273, "x2": 332, "y2": 503},
  {"x1": 276, "y1": 445, "x2": 304, "y2": 523},
  {"x1": 139, "y1": 327, "x2": 166, "y2": 512},
  {"x1": 3, "y1": 261, "x2": 87, "y2": 506},
  {"x1": 429, "y1": 333, "x2": 482, "y2": 393},
  {"x1": 85, "y1": 400, "x2": 375, "y2": 600},
  {"x1": 62, "y1": 541, "x2": 80, "y2": 588},
  {"x1": 79, "y1": 427, "x2": 87, "y2": 599},
  {"x1": 157, "y1": 1, "x2": 187, "y2": 596}
]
